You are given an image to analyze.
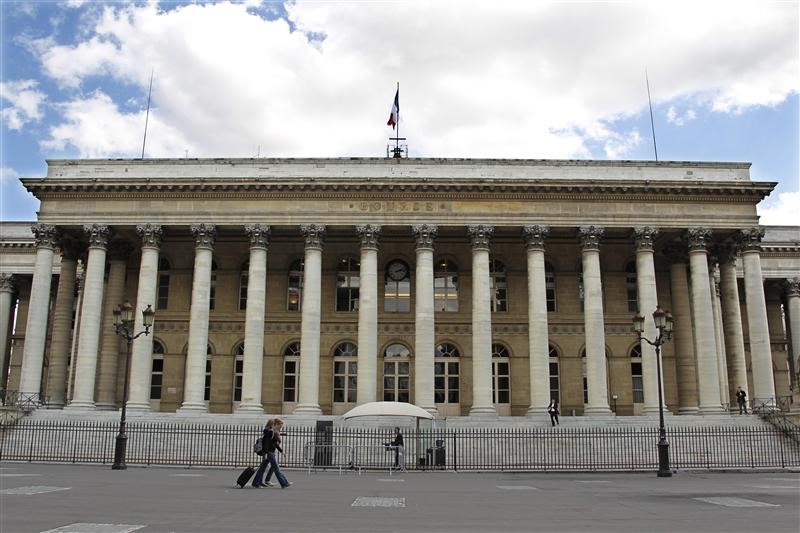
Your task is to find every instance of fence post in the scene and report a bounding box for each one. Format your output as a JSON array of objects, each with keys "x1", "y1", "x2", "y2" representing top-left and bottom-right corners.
[{"x1": 452, "y1": 430, "x2": 457, "y2": 472}]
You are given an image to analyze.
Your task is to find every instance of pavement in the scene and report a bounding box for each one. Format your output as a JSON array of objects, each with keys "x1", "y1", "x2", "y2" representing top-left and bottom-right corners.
[{"x1": 0, "y1": 463, "x2": 798, "y2": 533}]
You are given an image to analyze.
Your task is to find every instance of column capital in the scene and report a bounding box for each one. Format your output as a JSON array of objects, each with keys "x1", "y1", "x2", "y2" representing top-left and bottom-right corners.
[
  {"x1": 356, "y1": 224, "x2": 382, "y2": 250},
  {"x1": 191, "y1": 224, "x2": 217, "y2": 249},
  {"x1": 633, "y1": 226, "x2": 658, "y2": 252},
  {"x1": 0, "y1": 273, "x2": 15, "y2": 293},
  {"x1": 685, "y1": 227, "x2": 713, "y2": 252},
  {"x1": 714, "y1": 243, "x2": 738, "y2": 266},
  {"x1": 136, "y1": 224, "x2": 164, "y2": 249},
  {"x1": 578, "y1": 225, "x2": 604, "y2": 251},
  {"x1": 663, "y1": 242, "x2": 688, "y2": 264},
  {"x1": 468, "y1": 224, "x2": 493, "y2": 251},
  {"x1": 245, "y1": 224, "x2": 271, "y2": 249},
  {"x1": 523, "y1": 225, "x2": 549, "y2": 251},
  {"x1": 31, "y1": 223, "x2": 58, "y2": 249},
  {"x1": 83, "y1": 224, "x2": 110, "y2": 249},
  {"x1": 413, "y1": 224, "x2": 438, "y2": 249},
  {"x1": 300, "y1": 224, "x2": 326, "y2": 249},
  {"x1": 736, "y1": 227, "x2": 765, "y2": 253},
  {"x1": 785, "y1": 277, "x2": 800, "y2": 298}
]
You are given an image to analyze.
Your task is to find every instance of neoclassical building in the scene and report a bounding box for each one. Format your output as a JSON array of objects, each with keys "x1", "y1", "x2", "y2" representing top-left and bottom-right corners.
[{"x1": 0, "y1": 157, "x2": 798, "y2": 417}]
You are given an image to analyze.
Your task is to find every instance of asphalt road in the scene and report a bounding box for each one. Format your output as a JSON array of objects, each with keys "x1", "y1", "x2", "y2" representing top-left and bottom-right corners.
[{"x1": 1, "y1": 463, "x2": 798, "y2": 533}]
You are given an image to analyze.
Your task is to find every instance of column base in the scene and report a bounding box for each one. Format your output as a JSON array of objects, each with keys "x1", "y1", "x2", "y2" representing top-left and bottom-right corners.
[
  {"x1": 94, "y1": 402, "x2": 116, "y2": 411},
  {"x1": 126, "y1": 401, "x2": 153, "y2": 412},
  {"x1": 46, "y1": 402, "x2": 65, "y2": 410},
  {"x1": 526, "y1": 406, "x2": 550, "y2": 416},
  {"x1": 177, "y1": 402, "x2": 208, "y2": 414},
  {"x1": 469, "y1": 405, "x2": 498, "y2": 417},
  {"x1": 677, "y1": 406, "x2": 700, "y2": 415},
  {"x1": 293, "y1": 404, "x2": 322, "y2": 415},
  {"x1": 641, "y1": 406, "x2": 668, "y2": 416},
  {"x1": 583, "y1": 405, "x2": 613, "y2": 416},
  {"x1": 65, "y1": 401, "x2": 96, "y2": 410},
  {"x1": 697, "y1": 404, "x2": 726, "y2": 414},
  {"x1": 235, "y1": 403, "x2": 265, "y2": 414}
]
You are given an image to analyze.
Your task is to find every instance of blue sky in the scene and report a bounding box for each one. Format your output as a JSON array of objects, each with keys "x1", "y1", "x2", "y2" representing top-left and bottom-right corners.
[{"x1": 1, "y1": 0, "x2": 798, "y2": 224}]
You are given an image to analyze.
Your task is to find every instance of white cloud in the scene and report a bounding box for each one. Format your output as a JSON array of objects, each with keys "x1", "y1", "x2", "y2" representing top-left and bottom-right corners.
[
  {"x1": 757, "y1": 192, "x2": 800, "y2": 226},
  {"x1": 0, "y1": 167, "x2": 20, "y2": 182},
  {"x1": 666, "y1": 105, "x2": 697, "y2": 127},
  {"x1": 29, "y1": 1, "x2": 798, "y2": 159},
  {"x1": 1, "y1": 80, "x2": 46, "y2": 130}
]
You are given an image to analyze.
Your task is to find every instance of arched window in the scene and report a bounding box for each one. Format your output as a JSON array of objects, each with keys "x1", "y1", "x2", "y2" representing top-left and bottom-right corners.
[
  {"x1": 434, "y1": 259, "x2": 459, "y2": 312},
  {"x1": 333, "y1": 342, "x2": 358, "y2": 404},
  {"x1": 548, "y1": 344, "x2": 560, "y2": 403},
  {"x1": 435, "y1": 343, "x2": 460, "y2": 409},
  {"x1": 336, "y1": 257, "x2": 360, "y2": 312},
  {"x1": 287, "y1": 259, "x2": 304, "y2": 311},
  {"x1": 283, "y1": 342, "x2": 300, "y2": 402},
  {"x1": 545, "y1": 262, "x2": 556, "y2": 312},
  {"x1": 239, "y1": 260, "x2": 249, "y2": 311},
  {"x1": 209, "y1": 259, "x2": 218, "y2": 311},
  {"x1": 151, "y1": 340, "x2": 165, "y2": 401},
  {"x1": 383, "y1": 343, "x2": 411, "y2": 402},
  {"x1": 491, "y1": 343, "x2": 510, "y2": 405},
  {"x1": 630, "y1": 344, "x2": 643, "y2": 403},
  {"x1": 157, "y1": 257, "x2": 171, "y2": 310},
  {"x1": 204, "y1": 345, "x2": 213, "y2": 402},
  {"x1": 490, "y1": 258, "x2": 507, "y2": 312},
  {"x1": 625, "y1": 260, "x2": 638, "y2": 312},
  {"x1": 233, "y1": 343, "x2": 245, "y2": 402},
  {"x1": 384, "y1": 259, "x2": 411, "y2": 313}
]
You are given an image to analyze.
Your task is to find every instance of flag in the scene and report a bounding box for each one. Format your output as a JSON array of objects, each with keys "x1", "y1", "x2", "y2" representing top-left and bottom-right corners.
[{"x1": 387, "y1": 88, "x2": 399, "y2": 129}]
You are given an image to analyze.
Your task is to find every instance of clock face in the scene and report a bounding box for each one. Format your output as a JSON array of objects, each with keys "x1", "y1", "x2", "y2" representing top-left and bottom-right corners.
[{"x1": 387, "y1": 260, "x2": 409, "y2": 281}]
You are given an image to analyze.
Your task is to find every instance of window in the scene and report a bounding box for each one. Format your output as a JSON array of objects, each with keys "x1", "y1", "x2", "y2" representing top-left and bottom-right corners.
[
  {"x1": 157, "y1": 257, "x2": 170, "y2": 310},
  {"x1": 383, "y1": 343, "x2": 411, "y2": 402},
  {"x1": 150, "y1": 340, "x2": 165, "y2": 400},
  {"x1": 283, "y1": 342, "x2": 300, "y2": 402},
  {"x1": 625, "y1": 261, "x2": 638, "y2": 313},
  {"x1": 384, "y1": 260, "x2": 411, "y2": 312},
  {"x1": 435, "y1": 343, "x2": 460, "y2": 403},
  {"x1": 434, "y1": 259, "x2": 459, "y2": 312},
  {"x1": 209, "y1": 259, "x2": 218, "y2": 311},
  {"x1": 545, "y1": 262, "x2": 556, "y2": 312},
  {"x1": 287, "y1": 259, "x2": 304, "y2": 311},
  {"x1": 490, "y1": 258, "x2": 507, "y2": 312},
  {"x1": 233, "y1": 343, "x2": 244, "y2": 402},
  {"x1": 239, "y1": 261, "x2": 249, "y2": 311},
  {"x1": 630, "y1": 344, "x2": 644, "y2": 403},
  {"x1": 333, "y1": 342, "x2": 358, "y2": 403},
  {"x1": 549, "y1": 344, "x2": 560, "y2": 403},
  {"x1": 336, "y1": 257, "x2": 360, "y2": 312},
  {"x1": 204, "y1": 345, "x2": 213, "y2": 402},
  {"x1": 491, "y1": 343, "x2": 510, "y2": 404}
]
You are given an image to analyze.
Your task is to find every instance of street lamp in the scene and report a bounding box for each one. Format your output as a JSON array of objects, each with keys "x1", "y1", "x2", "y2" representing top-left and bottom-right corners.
[
  {"x1": 633, "y1": 305, "x2": 673, "y2": 478},
  {"x1": 111, "y1": 301, "x2": 155, "y2": 470}
]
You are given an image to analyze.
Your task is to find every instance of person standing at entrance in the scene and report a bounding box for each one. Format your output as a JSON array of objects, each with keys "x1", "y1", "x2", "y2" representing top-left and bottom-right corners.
[
  {"x1": 548, "y1": 399, "x2": 560, "y2": 426},
  {"x1": 735, "y1": 386, "x2": 748, "y2": 414}
]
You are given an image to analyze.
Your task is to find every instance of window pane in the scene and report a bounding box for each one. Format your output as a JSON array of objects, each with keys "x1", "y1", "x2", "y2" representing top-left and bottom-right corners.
[
  {"x1": 398, "y1": 377, "x2": 409, "y2": 390},
  {"x1": 398, "y1": 362, "x2": 409, "y2": 374},
  {"x1": 448, "y1": 362, "x2": 459, "y2": 374},
  {"x1": 398, "y1": 390, "x2": 409, "y2": 403},
  {"x1": 384, "y1": 362, "x2": 394, "y2": 375},
  {"x1": 448, "y1": 390, "x2": 459, "y2": 403},
  {"x1": 498, "y1": 391, "x2": 509, "y2": 403}
]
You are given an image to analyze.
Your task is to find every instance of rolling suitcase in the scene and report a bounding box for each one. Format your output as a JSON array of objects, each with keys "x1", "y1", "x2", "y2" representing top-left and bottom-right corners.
[{"x1": 236, "y1": 466, "x2": 256, "y2": 488}]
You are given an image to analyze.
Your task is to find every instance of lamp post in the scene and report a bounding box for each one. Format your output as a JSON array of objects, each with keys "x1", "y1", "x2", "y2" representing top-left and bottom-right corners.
[
  {"x1": 111, "y1": 301, "x2": 155, "y2": 470},
  {"x1": 633, "y1": 305, "x2": 673, "y2": 478}
]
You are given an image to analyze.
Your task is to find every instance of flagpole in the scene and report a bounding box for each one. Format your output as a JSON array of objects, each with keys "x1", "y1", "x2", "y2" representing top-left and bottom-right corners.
[
  {"x1": 395, "y1": 81, "x2": 400, "y2": 154},
  {"x1": 141, "y1": 68, "x2": 154, "y2": 159},
  {"x1": 645, "y1": 68, "x2": 658, "y2": 162}
]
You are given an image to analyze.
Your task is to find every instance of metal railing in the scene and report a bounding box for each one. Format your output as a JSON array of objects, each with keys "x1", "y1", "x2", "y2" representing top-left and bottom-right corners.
[
  {"x1": 1, "y1": 420, "x2": 798, "y2": 471},
  {"x1": 0, "y1": 390, "x2": 49, "y2": 424}
]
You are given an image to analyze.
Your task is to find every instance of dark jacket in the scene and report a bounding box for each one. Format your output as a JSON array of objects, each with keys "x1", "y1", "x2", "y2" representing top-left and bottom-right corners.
[{"x1": 263, "y1": 427, "x2": 283, "y2": 454}]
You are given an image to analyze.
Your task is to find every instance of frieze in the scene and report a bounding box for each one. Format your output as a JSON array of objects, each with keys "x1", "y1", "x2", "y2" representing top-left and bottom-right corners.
[{"x1": 348, "y1": 201, "x2": 451, "y2": 213}]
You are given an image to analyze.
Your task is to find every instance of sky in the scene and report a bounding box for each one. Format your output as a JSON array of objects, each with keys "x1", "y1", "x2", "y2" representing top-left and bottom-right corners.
[{"x1": 1, "y1": 0, "x2": 798, "y2": 225}]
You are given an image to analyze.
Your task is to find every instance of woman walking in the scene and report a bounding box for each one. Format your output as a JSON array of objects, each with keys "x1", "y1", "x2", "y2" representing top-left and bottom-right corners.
[
  {"x1": 252, "y1": 418, "x2": 274, "y2": 488},
  {"x1": 264, "y1": 418, "x2": 292, "y2": 488}
]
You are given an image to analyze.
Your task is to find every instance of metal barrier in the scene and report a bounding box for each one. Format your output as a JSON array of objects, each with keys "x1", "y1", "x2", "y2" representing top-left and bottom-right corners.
[{"x1": 302, "y1": 443, "x2": 353, "y2": 474}]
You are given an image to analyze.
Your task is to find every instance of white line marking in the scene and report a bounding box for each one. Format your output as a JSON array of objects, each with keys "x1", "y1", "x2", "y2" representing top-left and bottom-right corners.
[
  {"x1": 352, "y1": 496, "x2": 406, "y2": 507},
  {"x1": 1, "y1": 486, "x2": 71, "y2": 495},
  {"x1": 497, "y1": 485, "x2": 539, "y2": 490},
  {"x1": 748, "y1": 485, "x2": 797, "y2": 490},
  {"x1": 694, "y1": 497, "x2": 779, "y2": 508},
  {"x1": 41, "y1": 524, "x2": 146, "y2": 533},
  {"x1": 0, "y1": 473, "x2": 42, "y2": 477},
  {"x1": 764, "y1": 477, "x2": 799, "y2": 482},
  {"x1": 377, "y1": 478, "x2": 405, "y2": 482},
  {"x1": 170, "y1": 473, "x2": 205, "y2": 477},
  {"x1": 575, "y1": 480, "x2": 612, "y2": 484}
]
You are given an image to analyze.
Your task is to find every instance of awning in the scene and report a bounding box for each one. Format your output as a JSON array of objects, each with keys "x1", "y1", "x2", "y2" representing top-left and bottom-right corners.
[{"x1": 342, "y1": 401, "x2": 434, "y2": 420}]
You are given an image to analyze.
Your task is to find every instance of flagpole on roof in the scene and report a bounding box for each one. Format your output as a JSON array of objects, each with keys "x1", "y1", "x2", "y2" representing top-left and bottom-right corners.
[
  {"x1": 645, "y1": 68, "x2": 658, "y2": 162},
  {"x1": 395, "y1": 82, "x2": 400, "y2": 155},
  {"x1": 141, "y1": 68, "x2": 154, "y2": 159}
]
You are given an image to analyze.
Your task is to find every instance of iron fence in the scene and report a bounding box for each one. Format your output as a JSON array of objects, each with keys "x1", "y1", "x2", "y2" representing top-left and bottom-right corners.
[{"x1": 1, "y1": 419, "x2": 798, "y2": 472}]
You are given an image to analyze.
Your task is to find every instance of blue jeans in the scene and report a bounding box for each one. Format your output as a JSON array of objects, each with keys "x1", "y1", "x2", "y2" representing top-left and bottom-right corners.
[
  {"x1": 252, "y1": 455, "x2": 270, "y2": 486},
  {"x1": 264, "y1": 452, "x2": 289, "y2": 487}
]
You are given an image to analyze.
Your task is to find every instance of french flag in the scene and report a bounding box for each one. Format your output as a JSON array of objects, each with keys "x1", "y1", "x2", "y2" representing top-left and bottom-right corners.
[{"x1": 387, "y1": 88, "x2": 399, "y2": 129}]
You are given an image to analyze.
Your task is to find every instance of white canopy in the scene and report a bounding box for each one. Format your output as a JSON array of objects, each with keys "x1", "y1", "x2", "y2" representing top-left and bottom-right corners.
[{"x1": 342, "y1": 401, "x2": 434, "y2": 420}]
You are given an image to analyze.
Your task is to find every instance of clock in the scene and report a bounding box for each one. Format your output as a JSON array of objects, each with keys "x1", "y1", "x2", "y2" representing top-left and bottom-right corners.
[{"x1": 387, "y1": 260, "x2": 409, "y2": 281}]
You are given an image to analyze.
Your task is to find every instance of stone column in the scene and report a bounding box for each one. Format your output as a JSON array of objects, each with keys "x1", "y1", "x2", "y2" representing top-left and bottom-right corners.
[
  {"x1": 356, "y1": 224, "x2": 381, "y2": 405},
  {"x1": 19, "y1": 223, "x2": 58, "y2": 398},
  {"x1": 784, "y1": 278, "x2": 800, "y2": 394},
  {"x1": 579, "y1": 226, "x2": 612, "y2": 415},
  {"x1": 523, "y1": 225, "x2": 550, "y2": 415},
  {"x1": 413, "y1": 224, "x2": 437, "y2": 413},
  {"x1": 294, "y1": 224, "x2": 325, "y2": 415},
  {"x1": 686, "y1": 227, "x2": 723, "y2": 413},
  {"x1": 236, "y1": 224, "x2": 270, "y2": 413},
  {"x1": 717, "y1": 245, "x2": 749, "y2": 405},
  {"x1": 44, "y1": 241, "x2": 81, "y2": 408},
  {"x1": 664, "y1": 244, "x2": 698, "y2": 413},
  {"x1": 178, "y1": 224, "x2": 216, "y2": 413},
  {"x1": 634, "y1": 226, "x2": 664, "y2": 415},
  {"x1": 737, "y1": 227, "x2": 776, "y2": 405},
  {"x1": 127, "y1": 224, "x2": 163, "y2": 411},
  {"x1": 468, "y1": 225, "x2": 496, "y2": 416},
  {"x1": 68, "y1": 224, "x2": 111, "y2": 409},
  {"x1": 0, "y1": 273, "x2": 17, "y2": 391},
  {"x1": 710, "y1": 269, "x2": 730, "y2": 407},
  {"x1": 94, "y1": 242, "x2": 131, "y2": 409}
]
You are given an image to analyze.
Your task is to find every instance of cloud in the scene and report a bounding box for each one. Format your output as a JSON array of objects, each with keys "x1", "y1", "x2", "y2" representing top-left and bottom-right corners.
[
  {"x1": 1, "y1": 80, "x2": 46, "y2": 130},
  {"x1": 666, "y1": 105, "x2": 697, "y2": 127},
  {"x1": 28, "y1": 1, "x2": 799, "y2": 160},
  {"x1": 757, "y1": 192, "x2": 800, "y2": 226}
]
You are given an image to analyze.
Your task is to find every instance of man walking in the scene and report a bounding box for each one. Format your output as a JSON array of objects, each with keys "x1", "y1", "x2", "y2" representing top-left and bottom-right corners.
[{"x1": 735, "y1": 386, "x2": 748, "y2": 415}]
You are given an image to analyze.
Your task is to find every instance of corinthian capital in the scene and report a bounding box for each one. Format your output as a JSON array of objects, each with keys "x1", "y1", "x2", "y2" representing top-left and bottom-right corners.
[
  {"x1": 523, "y1": 225, "x2": 549, "y2": 252},
  {"x1": 245, "y1": 224, "x2": 271, "y2": 249},
  {"x1": 579, "y1": 225, "x2": 604, "y2": 251},
  {"x1": 83, "y1": 224, "x2": 111, "y2": 249},
  {"x1": 356, "y1": 224, "x2": 381, "y2": 249},
  {"x1": 191, "y1": 224, "x2": 217, "y2": 249},
  {"x1": 633, "y1": 226, "x2": 658, "y2": 252},
  {"x1": 0, "y1": 273, "x2": 16, "y2": 293},
  {"x1": 685, "y1": 227, "x2": 712, "y2": 252},
  {"x1": 31, "y1": 223, "x2": 58, "y2": 249},
  {"x1": 300, "y1": 224, "x2": 326, "y2": 249},
  {"x1": 714, "y1": 244, "x2": 738, "y2": 267},
  {"x1": 784, "y1": 278, "x2": 800, "y2": 298},
  {"x1": 468, "y1": 225, "x2": 493, "y2": 250},
  {"x1": 736, "y1": 227, "x2": 765, "y2": 253},
  {"x1": 136, "y1": 224, "x2": 164, "y2": 249},
  {"x1": 412, "y1": 224, "x2": 437, "y2": 249}
]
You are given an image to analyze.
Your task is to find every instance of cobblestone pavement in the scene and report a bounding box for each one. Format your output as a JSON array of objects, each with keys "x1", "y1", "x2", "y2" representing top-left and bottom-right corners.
[{"x1": 1, "y1": 463, "x2": 798, "y2": 532}]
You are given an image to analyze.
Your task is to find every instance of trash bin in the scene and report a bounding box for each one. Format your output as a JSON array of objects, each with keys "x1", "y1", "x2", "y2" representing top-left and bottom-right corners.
[
  {"x1": 314, "y1": 420, "x2": 333, "y2": 467},
  {"x1": 433, "y1": 445, "x2": 445, "y2": 467}
]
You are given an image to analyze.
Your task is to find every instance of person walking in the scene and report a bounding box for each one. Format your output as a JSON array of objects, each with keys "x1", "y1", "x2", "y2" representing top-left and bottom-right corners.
[
  {"x1": 386, "y1": 427, "x2": 405, "y2": 471},
  {"x1": 252, "y1": 418, "x2": 274, "y2": 488},
  {"x1": 547, "y1": 399, "x2": 560, "y2": 426},
  {"x1": 263, "y1": 418, "x2": 292, "y2": 488},
  {"x1": 735, "y1": 386, "x2": 748, "y2": 414}
]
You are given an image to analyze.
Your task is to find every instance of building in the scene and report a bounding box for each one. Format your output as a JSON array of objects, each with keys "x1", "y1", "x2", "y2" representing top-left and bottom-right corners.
[{"x1": 0, "y1": 157, "x2": 798, "y2": 418}]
